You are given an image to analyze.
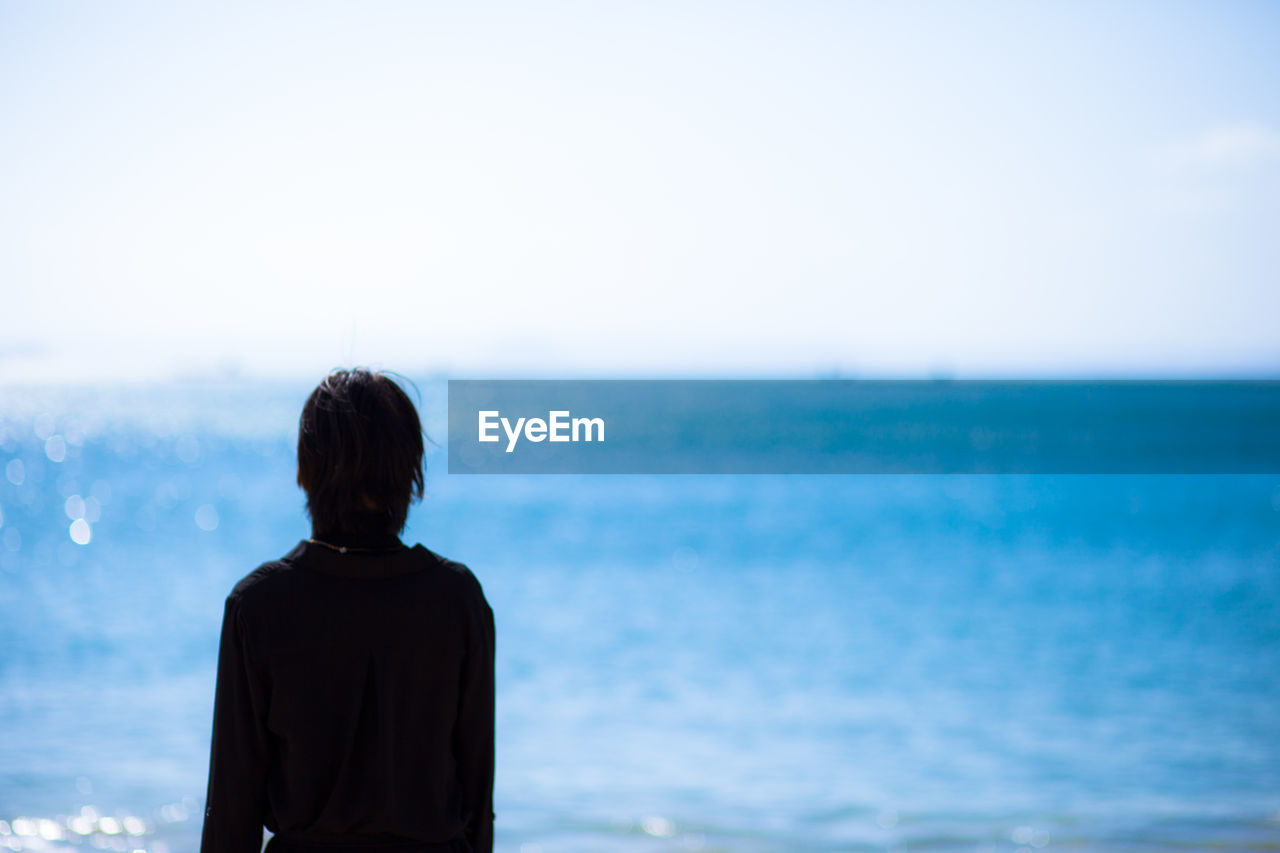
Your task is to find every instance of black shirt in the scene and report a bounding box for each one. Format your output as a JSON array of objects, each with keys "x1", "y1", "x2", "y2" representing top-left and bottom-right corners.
[{"x1": 200, "y1": 536, "x2": 495, "y2": 853}]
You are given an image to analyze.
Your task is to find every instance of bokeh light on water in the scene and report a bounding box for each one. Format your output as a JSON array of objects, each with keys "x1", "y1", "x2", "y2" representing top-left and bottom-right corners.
[{"x1": 0, "y1": 799, "x2": 195, "y2": 852}]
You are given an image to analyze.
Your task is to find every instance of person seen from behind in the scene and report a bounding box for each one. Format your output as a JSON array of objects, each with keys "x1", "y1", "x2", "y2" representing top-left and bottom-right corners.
[{"x1": 200, "y1": 368, "x2": 495, "y2": 853}]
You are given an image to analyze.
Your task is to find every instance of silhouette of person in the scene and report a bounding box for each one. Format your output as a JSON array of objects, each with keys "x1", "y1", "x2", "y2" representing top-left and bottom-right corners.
[{"x1": 201, "y1": 368, "x2": 494, "y2": 853}]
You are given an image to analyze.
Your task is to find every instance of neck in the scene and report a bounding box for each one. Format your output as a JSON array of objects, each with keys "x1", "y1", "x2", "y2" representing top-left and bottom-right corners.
[{"x1": 310, "y1": 527, "x2": 403, "y2": 551}]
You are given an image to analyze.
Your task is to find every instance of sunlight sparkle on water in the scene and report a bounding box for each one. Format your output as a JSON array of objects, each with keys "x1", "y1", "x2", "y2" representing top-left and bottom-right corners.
[
  {"x1": 641, "y1": 816, "x2": 675, "y2": 837},
  {"x1": 194, "y1": 504, "x2": 219, "y2": 532},
  {"x1": 37, "y1": 819, "x2": 62, "y2": 841},
  {"x1": 45, "y1": 435, "x2": 66, "y2": 463},
  {"x1": 69, "y1": 518, "x2": 91, "y2": 545},
  {"x1": 1011, "y1": 825, "x2": 1051, "y2": 848}
]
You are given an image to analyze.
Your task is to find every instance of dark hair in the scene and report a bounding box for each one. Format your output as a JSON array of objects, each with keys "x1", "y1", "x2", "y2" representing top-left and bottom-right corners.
[{"x1": 296, "y1": 368, "x2": 425, "y2": 537}]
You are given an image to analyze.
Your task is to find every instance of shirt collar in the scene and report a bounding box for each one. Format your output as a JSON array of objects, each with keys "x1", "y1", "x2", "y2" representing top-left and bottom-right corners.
[{"x1": 288, "y1": 538, "x2": 424, "y2": 579}]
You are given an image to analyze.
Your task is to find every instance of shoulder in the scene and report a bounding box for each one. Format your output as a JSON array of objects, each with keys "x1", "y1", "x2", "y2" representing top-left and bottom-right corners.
[
  {"x1": 416, "y1": 545, "x2": 489, "y2": 603},
  {"x1": 225, "y1": 542, "x2": 308, "y2": 606},
  {"x1": 229, "y1": 561, "x2": 292, "y2": 599},
  {"x1": 417, "y1": 548, "x2": 494, "y2": 649}
]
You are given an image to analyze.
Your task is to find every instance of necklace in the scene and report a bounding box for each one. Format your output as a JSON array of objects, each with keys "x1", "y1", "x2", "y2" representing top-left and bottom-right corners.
[{"x1": 308, "y1": 538, "x2": 405, "y2": 555}]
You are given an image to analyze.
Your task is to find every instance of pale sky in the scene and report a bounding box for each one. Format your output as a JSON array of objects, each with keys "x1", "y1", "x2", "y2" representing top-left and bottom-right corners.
[{"x1": 2, "y1": 1, "x2": 1278, "y2": 382}]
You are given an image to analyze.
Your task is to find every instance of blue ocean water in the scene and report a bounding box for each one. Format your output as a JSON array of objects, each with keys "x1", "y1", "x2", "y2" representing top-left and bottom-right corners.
[{"x1": 1, "y1": 380, "x2": 1279, "y2": 852}]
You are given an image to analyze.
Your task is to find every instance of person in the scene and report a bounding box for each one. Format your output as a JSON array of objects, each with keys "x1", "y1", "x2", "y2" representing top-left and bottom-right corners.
[{"x1": 200, "y1": 368, "x2": 495, "y2": 853}]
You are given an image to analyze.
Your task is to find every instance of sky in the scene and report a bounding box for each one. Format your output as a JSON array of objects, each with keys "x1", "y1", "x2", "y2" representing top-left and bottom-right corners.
[{"x1": 2, "y1": 1, "x2": 1278, "y2": 382}]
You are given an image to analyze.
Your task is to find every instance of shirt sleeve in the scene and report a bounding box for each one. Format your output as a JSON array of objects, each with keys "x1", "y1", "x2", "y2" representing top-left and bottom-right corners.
[
  {"x1": 454, "y1": 578, "x2": 496, "y2": 853},
  {"x1": 200, "y1": 594, "x2": 270, "y2": 853}
]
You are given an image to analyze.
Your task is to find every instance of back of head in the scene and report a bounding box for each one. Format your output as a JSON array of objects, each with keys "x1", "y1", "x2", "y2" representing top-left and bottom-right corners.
[{"x1": 296, "y1": 368, "x2": 425, "y2": 537}]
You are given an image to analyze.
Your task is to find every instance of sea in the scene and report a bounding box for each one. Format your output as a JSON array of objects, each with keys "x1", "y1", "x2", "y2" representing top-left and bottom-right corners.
[{"x1": 1, "y1": 379, "x2": 1278, "y2": 852}]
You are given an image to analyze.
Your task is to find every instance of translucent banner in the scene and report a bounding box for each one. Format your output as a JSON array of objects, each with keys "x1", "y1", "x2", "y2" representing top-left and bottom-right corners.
[{"x1": 446, "y1": 380, "x2": 1280, "y2": 474}]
